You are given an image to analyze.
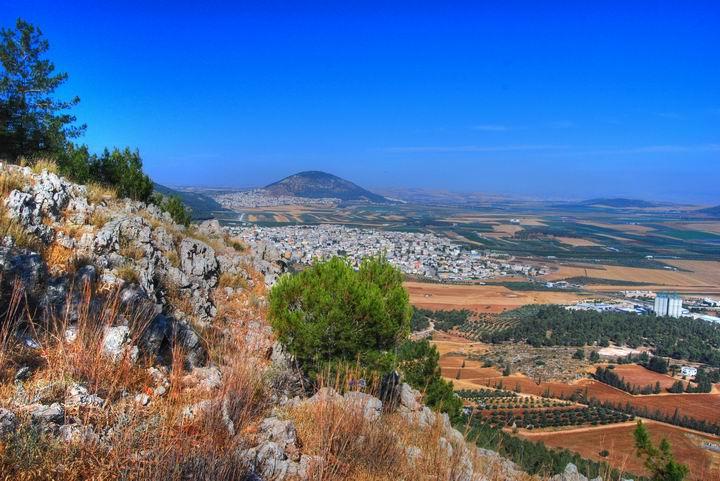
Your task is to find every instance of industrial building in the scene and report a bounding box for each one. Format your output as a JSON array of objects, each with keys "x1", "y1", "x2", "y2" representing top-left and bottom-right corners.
[{"x1": 654, "y1": 292, "x2": 683, "y2": 318}]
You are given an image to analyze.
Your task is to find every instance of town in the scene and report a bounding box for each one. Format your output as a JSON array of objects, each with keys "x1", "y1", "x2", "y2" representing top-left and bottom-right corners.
[
  {"x1": 214, "y1": 189, "x2": 340, "y2": 208},
  {"x1": 229, "y1": 224, "x2": 544, "y2": 281}
]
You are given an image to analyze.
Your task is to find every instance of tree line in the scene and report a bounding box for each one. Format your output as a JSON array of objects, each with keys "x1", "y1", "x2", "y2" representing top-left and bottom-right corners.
[
  {"x1": 484, "y1": 305, "x2": 720, "y2": 366},
  {"x1": 411, "y1": 307, "x2": 471, "y2": 332},
  {"x1": 594, "y1": 366, "x2": 662, "y2": 395}
]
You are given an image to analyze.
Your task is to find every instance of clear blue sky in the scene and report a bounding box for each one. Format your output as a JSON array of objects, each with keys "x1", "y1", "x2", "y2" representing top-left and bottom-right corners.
[{"x1": 2, "y1": 1, "x2": 719, "y2": 203}]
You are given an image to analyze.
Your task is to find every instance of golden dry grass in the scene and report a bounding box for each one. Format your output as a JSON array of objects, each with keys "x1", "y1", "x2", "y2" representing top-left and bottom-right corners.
[
  {"x1": 0, "y1": 168, "x2": 25, "y2": 197},
  {"x1": 0, "y1": 278, "x2": 270, "y2": 481},
  {"x1": 555, "y1": 237, "x2": 602, "y2": 247},
  {"x1": 87, "y1": 182, "x2": 117, "y2": 203},
  {"x1": 287, "y1": 384, "x2": 535, "y2": 481},
  {"x1": 30, "y1": 159, "x2": 59, "y2": 175}
]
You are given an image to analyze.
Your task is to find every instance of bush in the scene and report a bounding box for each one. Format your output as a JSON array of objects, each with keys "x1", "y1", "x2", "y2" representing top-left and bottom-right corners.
[
  {"x1": 158, "y1": 194, "x2": 191, "y2": 226},
  {"x1": 93, "y1": 147, "x2": 153, "y2": 202},
  {"x1": 268, "y1": 256, "x2": 411, "y2": 378},
  {"x1": 397, "y1": 339, "x2": 461, "y2": 420}
]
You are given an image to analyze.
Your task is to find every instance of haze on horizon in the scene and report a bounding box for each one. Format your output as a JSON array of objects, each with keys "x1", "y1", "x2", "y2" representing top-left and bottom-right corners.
[{"x1": 2, "y1": 1, "x2": 718, "y2": 204}]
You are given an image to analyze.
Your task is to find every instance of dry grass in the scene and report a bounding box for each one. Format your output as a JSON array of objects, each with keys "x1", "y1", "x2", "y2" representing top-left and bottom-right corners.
[
  {"x1": 218, "y1": 272, "x2": 249, "y2": 290},
  {"x1": 166, "y1": 248, "x2": 180, "y2": 268},
  {"x1": 87, "y1": 182, "x2": 117, "y2": 204},
  {"x1": 30, "y1": 159, "x2": 59, "y2": 175},
  {"x1": 43, "y1": 242, "x2": 75, "y2": 273},
  {"x1": 89, "y1": 209, "x2": 109, "y2": 228},
  {"x1": 286, "y1": 375, "x2": 531, "y2": 481},
  {"x1": 0, "y1": 168, "x2": 25, "y2": 197},
  {"x1": 116, "y1": 263, "x2": 140, "y2": 284},
  {"x1": 0, "y1": 207, "x2": 42, "y2": 252},
  {"x1": 0, "y1": 277, "x2": 269, "y2": 480}
]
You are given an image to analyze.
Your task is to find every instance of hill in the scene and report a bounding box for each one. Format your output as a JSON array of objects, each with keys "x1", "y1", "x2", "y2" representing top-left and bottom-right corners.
[
  {"x1": 697, "y1": 205, "x2": 720, "y2": 217},
  {"x1": 264, "y1": 171, "x2": 389, "y2": 203},
  {"x1": 579, "y1": 198, "x2": 658, "y2": 208},
  {"x1": 154, "y1": 183, "x2": 229, "y2": 220}
]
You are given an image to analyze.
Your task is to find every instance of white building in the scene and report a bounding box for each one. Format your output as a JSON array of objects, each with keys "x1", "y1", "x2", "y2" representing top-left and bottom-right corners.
[
  {"x1": 681, "y1": 366, "x2": 698, "y2": 377},
  {"x1": 654, "y1": 292, "x2": 683, "y2": 318}
]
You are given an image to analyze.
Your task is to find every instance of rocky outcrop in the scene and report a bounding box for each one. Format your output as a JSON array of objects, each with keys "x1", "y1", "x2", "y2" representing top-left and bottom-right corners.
[{"x1": 0, "y1": 164, "x2": 288, "y2": 370}]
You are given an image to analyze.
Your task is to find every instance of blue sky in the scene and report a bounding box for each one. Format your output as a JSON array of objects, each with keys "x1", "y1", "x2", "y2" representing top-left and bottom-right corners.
[{"x1": 2, "y1": 1, "x2": 719, "y2": 203}]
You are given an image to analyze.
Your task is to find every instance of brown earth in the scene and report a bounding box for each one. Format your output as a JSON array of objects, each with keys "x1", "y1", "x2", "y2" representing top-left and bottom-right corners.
[
  {"x1": 612, "y1": 364, "x2": 685, "y2": 391},
  {"x1": 405, "y1": 281, "x2": 588, "y2": 313},
  {"x1": 555, "y1": 236, "x2": 603, "y2": 247},
  {"x1": 577, "y1": 221, "x2": 656, "y2": 234},
  {"x1": 444, "y1": 367, "x2": 720, "y2": 425},
  {"x1": 518, "y1": 421, "x2": 720, "y2": 481},
  {"x1": 543, "y1": 261, "x2": 720, "y2": 295}
]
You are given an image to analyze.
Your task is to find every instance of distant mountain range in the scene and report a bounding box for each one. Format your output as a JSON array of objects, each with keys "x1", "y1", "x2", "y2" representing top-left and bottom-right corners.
[
  {"x1": 697, "y1": 205, "x2": 720, "y2": 217},
  {"x1": 577, "y1": 198, "x2": 659, "y2": 208},
  {"x1": 264, "y1": 171, "x2": 389, "y2": 203}
]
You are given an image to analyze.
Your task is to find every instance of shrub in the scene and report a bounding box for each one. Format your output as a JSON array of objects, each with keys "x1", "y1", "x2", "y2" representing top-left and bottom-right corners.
[
  {"x1": 165, "y1": 195, "x2": 192, "y2": 226},
  {"x1": 268, "y1": 256, "x2": 411, "y2": 378},
  {"x1": 93, "y1": 147, "x2": 153, "y2": 202},
  {"x1": 634, "y1": 420, "x2": 689, "y2": 481}
]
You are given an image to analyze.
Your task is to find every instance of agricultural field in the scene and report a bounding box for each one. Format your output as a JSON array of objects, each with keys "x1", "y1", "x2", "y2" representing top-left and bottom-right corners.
[
  {"x1": 543, "y1": 260, "x2": 720, "y2": 296},
  {"x1": 405, "y1": 281, "x2": 589, "y2": 313},
  {"x1": 446, "y1": 367, "x2": 720, "y2": 427},
  {"x1": 610, "y1": 364, "x2": 686, "y2": 391},
  {"x1": 480, "y1": 405, "x2": 633, "y2": 431},
  {"x1": 519, "y1": 421, "x2": 720, "y2": 481}
]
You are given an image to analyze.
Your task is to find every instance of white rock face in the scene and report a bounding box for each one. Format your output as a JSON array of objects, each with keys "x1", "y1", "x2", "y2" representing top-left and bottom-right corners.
[{"x1": 102, "y1": 325, "x2": 131, "y2": 360}]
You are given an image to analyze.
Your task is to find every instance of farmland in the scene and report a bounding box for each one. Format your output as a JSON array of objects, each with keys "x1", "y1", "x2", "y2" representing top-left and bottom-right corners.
[
  {"x1": 610, "y1": 364, "x2": 685, "y2": 391},
  {"x1": 519, "y1": 421, "x2": 720, "y2": 481},
  {"x1": 442, "y1": 361, "x2": 720, "y2": 427},
  {"x1": 405, "y1": 281, "x2": 590, "y2": 313}
]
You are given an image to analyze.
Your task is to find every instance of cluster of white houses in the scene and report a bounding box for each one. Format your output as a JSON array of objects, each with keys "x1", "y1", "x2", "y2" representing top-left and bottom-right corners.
[
  {"x1": 229, "y1": 224, "x2": 545, "y2": 282},
  {"x1": 214, "y1": 190, "x2": 339, "y2": 208}
]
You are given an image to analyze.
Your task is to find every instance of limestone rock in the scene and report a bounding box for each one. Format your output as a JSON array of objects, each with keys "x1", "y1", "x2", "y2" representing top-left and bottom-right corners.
[
  {"x1": 180, "y1": 238, "x2": 219, "y2": 286},
  {"x1": 102, "y1": 325, "x2": 131, "y2": 361},
  {"x1": 306, "y1": 387, "x2": 343, "y2": 405},
  {"x1": 0, "y1": 408, "x2": 18, "y2": 437},
  {"x1": 66, "y1": 384, "x2": 104, "y2": 407},
  {"x1": 343, "y1": 391, "x2": 383, "y2": 421},
  {"x1": 31, "y1": 403, "x2": 65, "y2": 426},
  {"x1": 398, "y1": 383, "x2": 421, "y2": 411}
]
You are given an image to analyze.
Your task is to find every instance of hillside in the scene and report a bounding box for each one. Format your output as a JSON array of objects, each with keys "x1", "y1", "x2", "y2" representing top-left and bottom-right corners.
[
  {"x1": 579, "y1": 198, "x2": 659, "y2": 208},
  {"x1": 264, "y1": 171, "x2": 389, "y2": 203},
  {"x1": 697, "y1": 205, "x2": 720, "y2": 217},
  {"x1": 154, "y1": 182, "x2": 229, "y2": 220},
  {"x1": 0, "y1": 164, "x2": 533, "y2": 481}
]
